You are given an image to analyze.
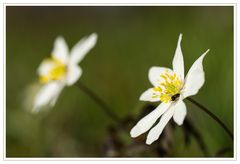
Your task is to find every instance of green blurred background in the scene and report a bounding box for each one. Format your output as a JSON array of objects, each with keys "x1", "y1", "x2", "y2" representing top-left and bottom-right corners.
[{"x1": 6, "y1": 6, "x2": 233, "y2": 157}]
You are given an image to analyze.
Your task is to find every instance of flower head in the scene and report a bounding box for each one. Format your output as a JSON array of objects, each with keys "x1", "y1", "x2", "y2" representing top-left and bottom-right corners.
[
  {"x1": 33, "y1": 33, "x2": 98, "y2": 113},
  {"x1": 130, "y1": 34, "x2": 209, "y2": 145}
]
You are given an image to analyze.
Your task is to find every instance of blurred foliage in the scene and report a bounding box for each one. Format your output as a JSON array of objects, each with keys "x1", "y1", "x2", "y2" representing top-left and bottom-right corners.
[{"x1": 6, "y1": 6, "x2": 233, "y2": 157}]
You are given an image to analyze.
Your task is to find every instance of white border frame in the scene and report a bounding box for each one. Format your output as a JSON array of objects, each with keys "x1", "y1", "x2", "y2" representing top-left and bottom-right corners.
[{"x1": 2, "y1": 2, "x2": 237, "y2": 162}]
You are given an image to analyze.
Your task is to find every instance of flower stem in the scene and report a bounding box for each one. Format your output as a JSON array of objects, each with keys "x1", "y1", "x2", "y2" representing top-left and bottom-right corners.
[
  {"x1": 75, "y1": 81, "x2": 122, "y2": 124},
  {"x1": 186, "y1": 97, "x2": 233, "y2": 140}
]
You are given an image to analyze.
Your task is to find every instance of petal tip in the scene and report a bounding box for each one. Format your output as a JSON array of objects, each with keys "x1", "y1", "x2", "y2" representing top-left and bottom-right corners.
[
  {"x1": 178, "y1": 33, "x2": 183, "y2": 40},
  {"x1": 202, "y1": 49, "x2": 210, "y2": 58},
  {"x1": 32, "y1": 101, "x2": 43, "y2": 114},
  {"x1": 91, "y1": 32, "x2": 98, "y2": 37},
  {"x1": 130, "y1": 126, "x2": 141, "y2": 138},
  {"x1": 89, "y1": 33, "x2": 98, "y2": 43},
  {"x1": 146, "y1": 138, "x2": 154, "y2": 145},
  {"x1": 139, "y1": 94, "x2": 146, "y2": 101},
  {"x1": 139, "y1": 94, "x2": 144, "y2": 100},
  {"x1": 205, "y1": 49, "x2": 210, "y2": 54},
  {"x1": 175, "y1": 120, "x2": 184, "y2": 126},
  {"x1": 55, "y1": 35, "x2": 65, "y2": 43}
]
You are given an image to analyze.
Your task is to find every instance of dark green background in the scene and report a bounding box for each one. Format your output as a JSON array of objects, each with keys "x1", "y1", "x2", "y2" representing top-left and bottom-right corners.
[{"x1": 6, "y1": 6, "x2": 233, "y2": 157}]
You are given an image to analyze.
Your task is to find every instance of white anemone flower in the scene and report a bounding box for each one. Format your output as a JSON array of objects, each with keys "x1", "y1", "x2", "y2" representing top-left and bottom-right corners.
[
  {"x1": 130, "y1": 34, "x2": 209, "y2": 145},
  {"x1": 33, "y1": 33, "x2": 98, "y2": 113}
]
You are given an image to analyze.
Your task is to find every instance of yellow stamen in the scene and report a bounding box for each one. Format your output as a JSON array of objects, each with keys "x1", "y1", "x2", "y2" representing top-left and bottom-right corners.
[
  {"x1": 152, "y1": 70, "x2": 183, "y2": 103},
  {"x1": 39, "y1": 56, "x2": 67, "y2": 84}
]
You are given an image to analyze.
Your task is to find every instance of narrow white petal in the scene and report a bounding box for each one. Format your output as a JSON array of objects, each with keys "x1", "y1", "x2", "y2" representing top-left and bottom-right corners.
[
  {"x1": 70, "y1": 33, "x2": 98, "y2": 65},
  {"x1": 49, "y1": 85, "x2": 64, "y2": 107},
  {"x1": 172, "y1": 33, "x2": 184, "y2": 80},
  {"x1": 52, "y1": 36, "x2": 69, "y2": 64},
  {"x1": 66, "y1": 64, "x2": 82, "y2": 86},
  {"x1": 148, "y1": 67, "x2": 174, "y2": 87},
  {"x1": 139, "y1": 88, "x2": 160, "y2": 102},
  {"x1": 33, "y1": 82, "x2": 64, "y2": 112},
  {"x1": 182, "y1": 49, "x2": 209, "y2": 98},
  {"x1": 173, "y1": 99, "x2": 187, "y2": 125},
  {"x1": 146, "y1": 105, "x2": 175, "y2": 145},
  {"x1": 130, "y1": 102, "x2": 171, "y2": 138}
]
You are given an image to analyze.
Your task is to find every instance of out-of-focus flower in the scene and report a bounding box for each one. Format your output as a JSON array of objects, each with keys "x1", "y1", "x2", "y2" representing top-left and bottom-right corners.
[
  {"x1": 130, "y1": 34, "x2": 209, "y2": 145},
  {"x1": 33, "y1": 33, "x2": 98, "y2": 113}
]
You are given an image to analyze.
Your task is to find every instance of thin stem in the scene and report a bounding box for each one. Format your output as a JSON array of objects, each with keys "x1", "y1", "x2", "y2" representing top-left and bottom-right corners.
[
  {"x1": 186, "y1": 97, "x2": 233, "y2": 140},
  {"x1": 75, "y1": 81, "x2": 122, "y2": 124}
]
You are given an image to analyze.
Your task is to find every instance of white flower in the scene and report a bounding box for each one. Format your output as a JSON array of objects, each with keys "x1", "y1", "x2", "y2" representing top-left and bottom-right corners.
[
  {"x1": 130, "y1": 34, "x2": 209, "y2": 145},
  {"x1": 33, "y1": 33, "x2": 98, "y2": 113}
]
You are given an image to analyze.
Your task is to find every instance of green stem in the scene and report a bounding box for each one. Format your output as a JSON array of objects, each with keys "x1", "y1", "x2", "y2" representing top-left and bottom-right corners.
[
  {"x1": 186, "y1": 97, "x2": 233, "y2": 140},
  {"x1": 75, "y1": 81, "x2": 122, "y2": 124}
]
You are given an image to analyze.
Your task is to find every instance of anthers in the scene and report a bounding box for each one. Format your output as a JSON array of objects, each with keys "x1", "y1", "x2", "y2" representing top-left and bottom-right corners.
[
  {"x1": 39, "y1": 56, "x2": 67, "y2": 84},
  {"x1": 152, "y1": 70, "x2": 183, "y2": 103}
]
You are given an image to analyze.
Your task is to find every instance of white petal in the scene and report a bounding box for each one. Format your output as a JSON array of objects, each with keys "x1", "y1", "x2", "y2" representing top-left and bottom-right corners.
[
  {"x1": 182, "y1": 49, "x2": 209, "y2": 98},
  {"x1": 52, "y1": 36, "x2": 69, "y2": 64},
  {"x1": 49, "y1": 85, "x2": 64, "y2": 107},
  {"x1": 139, "y1": 88, "x2": 160, "y2": 102},
  {"x1": 130, "y1": 102, "x2": 171, "y2": 138},
  {"x1": 172, "y1": 33, "x2": 184, "y2": 80},
  {"x1": 66, "y1": 64, "x2": 82, "y2": 86},
  {"x1": 69, "y1": 33, "x2": 98, "y2": 65},
  {"x1": 37, "y1": 59, "x2": 54, "y2": 76},
  {"x1": 148, "y1": 67, "x2": 174, "y2": 87},
  {"x1": 146, "y1": 105, "x2": 175, "y2": 145},
  {"x1": 33, "y1": 82, "x2": 64, "y2": 113},
  {"x1": 173, "y1": 99, "x2": 187, "y2": 125}
]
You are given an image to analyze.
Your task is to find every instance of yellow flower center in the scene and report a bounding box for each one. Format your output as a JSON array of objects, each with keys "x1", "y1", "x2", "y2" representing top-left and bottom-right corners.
[
  {"x1": 39, "y1": 57, "x2": 67, "y2": 84},
  {"x1": 152, "y1": 70, "x2": 183, "y2": 103}
]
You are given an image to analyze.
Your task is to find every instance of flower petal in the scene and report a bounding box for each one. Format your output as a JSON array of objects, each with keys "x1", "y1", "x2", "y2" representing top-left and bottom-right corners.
[
  {"x1": 33, "y1": 82, "x2": 64, "y2": 113},
  {"x1": 146, "y1": 105, "x2": 175, "y2": 145},
  {"x1": 148, "y1": 67, "x2": 174, "y2": 87},
  {"x1": 130, "y1": 102, "x2": 171, "y2": 138},
  {"x1": 172, "y1": 33, "x2": 184, "y2": 80},
  {"x1": 37, "y1": 59, "x2": 54, "y2": 76},
  {"x1": 69, "y1": 33, "x2": 98, "y2": 65},
  {"x1": 173, "y1": 99, "x2": 187, "y2": 125},
  {"x1": 52, "y1": 36, "x2": 69, "y2": 64},
  {"x1": 66, "y1": 64, "x2": 82, "y2": 86},
  {"x1": 182, "y1": 49, "x2": 209, "y2": 98},
  {"x1": 139, "y1": 88, "x2": 160, "y2": 102},
  {"x1": 49, "y1": 85, "x2": 64, "y2": 107}
]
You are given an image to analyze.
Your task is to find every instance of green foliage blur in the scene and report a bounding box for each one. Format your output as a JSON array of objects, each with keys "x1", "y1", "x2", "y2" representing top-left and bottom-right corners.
[{"x1": 6, "y1": 6, "x2": 233, "y2": 157}]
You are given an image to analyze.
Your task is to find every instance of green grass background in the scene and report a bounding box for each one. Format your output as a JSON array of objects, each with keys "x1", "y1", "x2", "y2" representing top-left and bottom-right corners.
[{"x1": 6, "y1": 6, "x2": 233, "y2": 157}]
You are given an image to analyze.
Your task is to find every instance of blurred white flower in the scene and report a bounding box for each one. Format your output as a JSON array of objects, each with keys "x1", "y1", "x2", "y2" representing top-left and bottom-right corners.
[
  {"x1": 33, "y1": 33, "x2": 98, "y2": 113},
  {"x1": 130, "y1": 34, "x2": 209, "y2": 145}
]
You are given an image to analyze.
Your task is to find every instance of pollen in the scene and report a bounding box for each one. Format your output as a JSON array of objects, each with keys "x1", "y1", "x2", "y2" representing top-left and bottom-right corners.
[
  {"x1": 152, "y1": 70, "x2": 183, "y2": 103},
  {"x1": 39, "y1": 56, "x2": 67, "y2": 84}
]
